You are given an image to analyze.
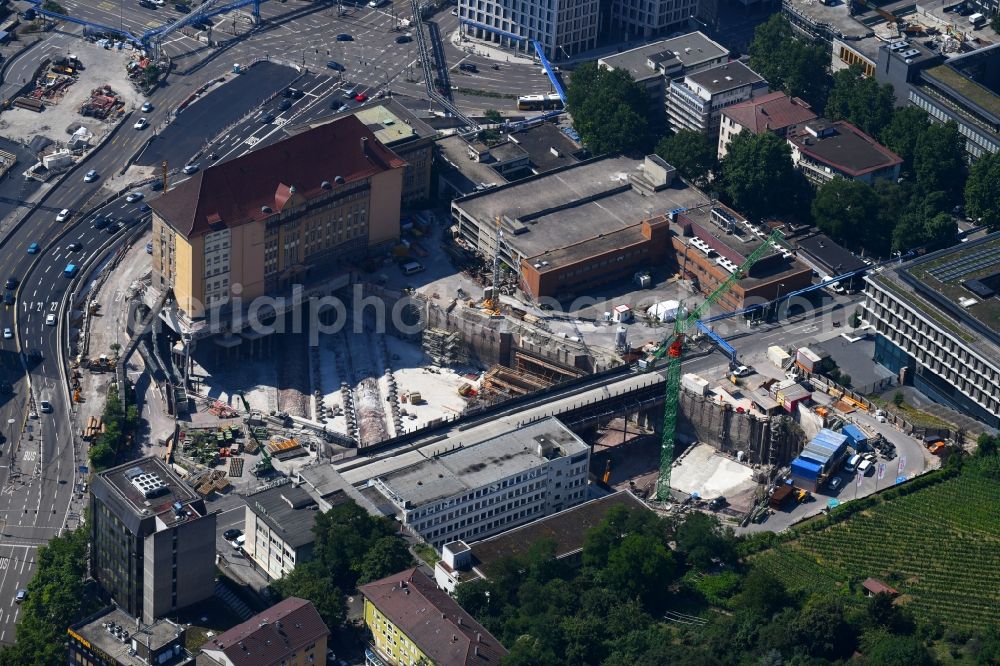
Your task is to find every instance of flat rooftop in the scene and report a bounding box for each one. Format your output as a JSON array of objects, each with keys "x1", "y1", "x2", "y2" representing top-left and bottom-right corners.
[
  {"x1": 375, "y1": 417, "x2": 588, "y2": 508},
  {"x1": 71, "y1": 607, "x2": 188, "y2": 666},
  {"x1": 782, "y1": 0, "x2": 874, "y2": 41},
  {"x1": 684, "y1": 60, "x2": 763, "y2": 94},
  {"x1": 290, "y1": 98, "x2": 437, "y2": 145},
  {"x1": 787, "y1": 119, "x2": 902, "y2": 176},
  {"x1": 795, "y1": 232, "x2": 867, "y2": 275},
  {"x1": 244, "y1": 482, "x2": 320, "y2": 549},
  {"x1": 455, "y1": 155, "x2": 710, "y2": 260},
  {"x1": 598, "y1": 31, "x2": 728, "y2": 81},
  {"x1": 506, "y1": 122, "x2": 582, "y2": 172},
  {"x1": 923, "y1": 43, "x2": 1000, "y2": 122},
  {"x1": 438, "y1": 134, "x2": 508, "y2": 191},
  {"x1": 96, "y1": 456, "x2": 201, "y2": 524}
]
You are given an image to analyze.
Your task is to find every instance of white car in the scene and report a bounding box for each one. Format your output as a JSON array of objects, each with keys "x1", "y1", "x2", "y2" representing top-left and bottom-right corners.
[
  {"x1": 84, "y1": 170, "x2": 99, "y2": 183},
  {"x1": 39, "y1": 401, "x2": 52, "y2": 413},
  {"x1": 126, "y1": 191, "x2": 144, "y2": 202},
  {"x1": 134, "y1": 117, "x2": 148, "y2": 130},
  {"x1": 141, "y1": 102, "x2": 153, "y2": 112},
  {"x1": 732, "y1": 365, "x2": 753, "y2": 377},
  {"x1": 45, "y1": 313, "x2": 56, "y2": 326},
  {"x1": 2, "y1": 328, "x2": 11, "y2": 339},
  {"x1": 182, "y1": 163, "x2": 199, "y2": 174},
  {"x1": 56, "y1": 208, "x2": 71, "y2": 222}
]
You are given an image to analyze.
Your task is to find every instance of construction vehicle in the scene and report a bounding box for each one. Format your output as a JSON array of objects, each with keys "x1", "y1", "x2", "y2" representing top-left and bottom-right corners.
[
  {"x1": 601, "y1": 459, "x2": 612, "y2": 485},
  {"x1": 649, "y1": 230, "x2": 784, "y2": 501}
]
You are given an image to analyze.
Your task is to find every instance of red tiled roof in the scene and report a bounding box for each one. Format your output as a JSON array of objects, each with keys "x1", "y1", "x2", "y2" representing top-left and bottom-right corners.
[
  {"x1": 863, "y1": 577, "x2": 899, "y2": 596},
  {"x1": 204, "y1": 597, "x2": 329, "y2": 666},
  {"x1": 151, "y1": 114, "x2": 406, "y2": 239},
  {"x1": 360, "y1": 568, "x2": 507, "y2": 666},
  {"x1": 722, "y1": 91, "x2": 817, "y2": 134}
]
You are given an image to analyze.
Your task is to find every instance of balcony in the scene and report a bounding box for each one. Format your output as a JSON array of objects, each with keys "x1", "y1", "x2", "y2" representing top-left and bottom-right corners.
[{"x1": 366, "y1": 646, "x2": 393, "y2": 666}]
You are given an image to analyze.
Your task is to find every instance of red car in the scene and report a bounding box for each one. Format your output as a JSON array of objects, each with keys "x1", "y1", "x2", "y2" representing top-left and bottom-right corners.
[{"x1": 354, "y1": 93, "x2": 368, "y2": 103}]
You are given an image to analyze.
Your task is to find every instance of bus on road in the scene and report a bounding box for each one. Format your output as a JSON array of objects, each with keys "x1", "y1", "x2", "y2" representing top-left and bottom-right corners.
[{"x1": 516, "y1": 94, "x2": 563, "y2": 111}]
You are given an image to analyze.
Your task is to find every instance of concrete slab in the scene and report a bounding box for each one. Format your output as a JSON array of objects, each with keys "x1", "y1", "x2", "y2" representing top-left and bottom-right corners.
[{"x1": 670, "y1": 442, "x2": 756, "y2": 500}]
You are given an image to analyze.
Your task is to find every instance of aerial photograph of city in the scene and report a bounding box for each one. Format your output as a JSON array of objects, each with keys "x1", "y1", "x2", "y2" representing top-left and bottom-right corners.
[{"x1": 0, "y1": 0, "x2": 997, "y2": 660}]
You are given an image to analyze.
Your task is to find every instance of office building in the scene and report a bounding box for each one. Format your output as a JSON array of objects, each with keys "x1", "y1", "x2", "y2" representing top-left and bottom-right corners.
[
  {"x1": 371, "y1": 417, "x2": 590, "y2": 551},
  {"x1": 458, "y1": 0, "x2": 599, "y2": 61},
  {"x1": 598, "y1": 32, "x2": 729, "y2": 119},
  {"x1": 609, "y1": 0, "x2": 701, "y2": 46},
  {"x1": 90, "y1": 457, "x2": 216, "y2": 624},
  {"x1": 785, "y1": 119, "x2": 903, "y2": 185},
  {"x1": 360, "y1": 567, "x2": 507, "y2": 666},
  {"x1": 67, "y1": 606, "x2": 195, "y2": 666},
  {"x1": 666, "y1": 60, "x2": 768, "y2": 135},
  {"x1": 200, "y1": 597, "x2": 330, "y2": 666},
  {"x1": 717, "y1": 91, "x2": 817, "y2": 159},
  {"x1": 451, "y1": 154, "x2": 711, "y2": 300},
  {"x1": 243, "y1": 479, "x2": 337, "y2": 581},
  {"x1": 150, "y1": 114, "x2": 405, "y2": 321},
  {"x1": 863, "y1": 233, "x2": 1000, "y2": 428},
  {"x1": 434, "y1": 490, "x2": 648, "y2": 592}
]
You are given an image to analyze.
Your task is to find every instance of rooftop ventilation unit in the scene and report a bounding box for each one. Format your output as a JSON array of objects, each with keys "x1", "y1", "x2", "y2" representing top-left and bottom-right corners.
[
  {"x1": 130, "y1": 472, "x2": 168, "y2": 499},
  {"x1": 334, "y1": 175, "x2": 346, "y2": 185},
  {"x1": 321, "y1": 181, "x2": 332, "y2": 189},
  {"x1": 261, "y1": 206, "x2": 272, "y2": 214}
]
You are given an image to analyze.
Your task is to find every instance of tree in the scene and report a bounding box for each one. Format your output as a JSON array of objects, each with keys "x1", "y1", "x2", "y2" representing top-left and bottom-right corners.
[
  {"x1": 271, "y1": 563, "x2": 347, "y2": 629},
  {"x1": 862, "y1": 633, "x2": 935, "y2": 666},
  {"x1": 737, "y1": 569, "x2": 788, "y2": 616},
  {"x1": 674, "y1": 512, "x2": 736, "y2": 570},
  {"x1": 850, "y1": 308, "x2": 862, "y2": 328},
  {"x1": 483, "y1": 108, "x2": 502, "y2": 124},
  {"x1": 356, "y1": 536, "x2": 414, "y2": 585},
  {"x1": 992, "y1": 12, "x2": 1000, "y2": 34},
  {"x1": 790, "y1": 594, "x2": 857, "y2": 660},
  {"x1": 912, "y1": 121, "x2": 966, "y2": 201},
  {"x1": 825, "y1": 64, "x2": 895, "y2": 137},
  {"x1": 601, "y1": 533, "x2": 677, "y2": 611},
  {"x1": 748, "y1": 15, "x2": 830, "y2": 108},
  {"x1": 811, "y1": 178, "x2": 886, "y2": 255},
  {"x1": 41, "y1": 0, "x2": 65, "y2": 12},
  {"x1": 566, "y1": 61, "x2": 651, "y2": 155},
  {"x1": 977, "y1": 433, "x2": 1000, "y2": 457},
  {"x1": 965, "y1": 150, "x2": 1000, "y2": 232},
  {"x1": 893, "y1": 391, "x2": 905, "y2": 407},
  {"x1": 880, "y1": 106, "x2": 929, "y2": 170},
  {"x1": 655, "y1": 130, "x2": 715, "y2": 185},
  {"x1": 717, "y1": 131, "x2": 807, "y2": 222}
]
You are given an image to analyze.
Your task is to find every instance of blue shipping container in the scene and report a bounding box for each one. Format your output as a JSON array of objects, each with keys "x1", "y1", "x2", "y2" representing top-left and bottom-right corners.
[
  {"x1": 842, "y1": 424, "x2": 867, "y2": 447},
  {"x1": 791, "y1": 457, "x2": 822, "y2": 479}
]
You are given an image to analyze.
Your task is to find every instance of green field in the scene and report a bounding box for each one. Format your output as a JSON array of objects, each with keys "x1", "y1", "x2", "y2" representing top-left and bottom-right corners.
[{"x1": 752, "y1": 459, "x2": 1000, "y2": 630}]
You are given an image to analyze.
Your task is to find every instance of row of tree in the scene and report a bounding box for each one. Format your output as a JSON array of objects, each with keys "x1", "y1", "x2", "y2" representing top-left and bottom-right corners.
[{"x1": 87, "y1": 387, "x2": 140, "y2": 472}]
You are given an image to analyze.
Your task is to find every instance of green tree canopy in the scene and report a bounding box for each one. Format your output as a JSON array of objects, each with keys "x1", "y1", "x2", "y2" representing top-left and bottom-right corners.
[
  {"x1": 862, "y1": 632, "x2": 936, "y2": 666},
  {"x1": 964, "y1": 149, "x2": 1000, "y2": 232},
  {"x1": 673, "y1": 512, "x2": 737, "y2": 570},
  {"x1": 717, "y1": 131, "x2": 808, "y2": 222},
  {"x1": 566, "y1": 62, "x2": 652, "y2": 155},
  {"x1": 655, "y1": 130, "x2": 716, "y2": 185},
  {"x1": 748, "y1": 14, "x2": 830, "y2": 108},
  {"x1": 880, "y1": 106, "x2": 929, "y2": 170},
  {"x1": 825, "y1": 64, "x2": 895, "y2": 137},
  {"x1": 913, "y1": 121, "x2": 966, "y2": 201},
  {"x1": 811, "y1": 178, "x2": 887, "y2": 255}
]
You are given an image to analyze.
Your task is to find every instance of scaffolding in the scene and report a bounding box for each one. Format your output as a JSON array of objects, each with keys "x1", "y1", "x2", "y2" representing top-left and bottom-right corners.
[{"x1": 422, "y1": 327, "x2": 466, "y2": 366}]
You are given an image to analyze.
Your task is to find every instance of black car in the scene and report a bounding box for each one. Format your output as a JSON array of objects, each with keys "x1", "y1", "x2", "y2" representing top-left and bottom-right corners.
[
  {"x1": 4, "y1": 277, "x2": 16, "y2": 290},
  {"x1": 336, "y1": 33, "x2": 353, "y2": 41},
  {"x1": 175, "y1": 2, "x2": 190, "y2": 10},
  {"x1": 395, "y1": 34, "x2": 412, "y2": 43},
  {"x1": 93, "y1": 216, "x2": 110, "y2": 229},
  {"x1": 278, "y1": 99, "x2": 292, "y2": 111},
  {"x1": 459, "y1": 62, "x2": 478, "y2": 73},
  {"x1": 284, "y1": 88, "x2": 303, "y2": 99},
  {"x1": 223, "y1": 528, "x2": 243, "y2": 541},
  {"x1": 326, "y1": 60, "x2": 345, "y2": 71},
  {"x1": 3, "y1": 291, "x2": 13, "y2": 306},
  {"x1": 138, "y1": 0, "x2": 156, "y2": 7},
  {"x1": 150, "y1": 179, "x2": 164, "y2": 191},
  {"x1": 67, "y1": 242, "x2": 83, "y2": 251},
  {"x1": 261, "y1": 113, "x2": 275, "y2": 123},
  {"x1": 107, "y1": 220, "x2": 124, "y2": 234}
]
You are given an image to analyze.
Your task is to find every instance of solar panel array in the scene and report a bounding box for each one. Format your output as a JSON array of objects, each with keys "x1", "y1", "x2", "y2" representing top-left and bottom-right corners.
[{"x1": 926, "y1": 245, "x2": 1000, "y2": 283}]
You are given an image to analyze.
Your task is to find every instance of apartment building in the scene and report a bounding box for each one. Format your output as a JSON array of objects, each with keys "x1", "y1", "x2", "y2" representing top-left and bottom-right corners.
[
  {"x1": 785, "y1": 118, "x2": 902, "y2": 185},
  {"x1": 371, "y1": 417, "x2": 590, "y2": 551},
  {"x1": 458, "y1": 0, "x2": 600, "y2": 61},
  {"x1": 90, "y1": 458, "x2": 216, "y2": 624},
  {"x1": 201, "y1": 597, "x2": 329, "y2": 666},
  {"x1": 361, "y1": 568, "x2": 507, "y2": 666},
  {"x1": 243, "y1": 480, "x2": 326, "y2": 581},
  {"x1": 863, "y1": 233, "x2": 1000, "y2": 428},
  {"x1": 150, "y1": 114, "x2": 405, "y2": 320},
  {"x1": 666, "y1": 60, "x2": 768, "y2": 135},
  {"x1": 717, "y1": 91, "x2": 817, "y2": 159}
]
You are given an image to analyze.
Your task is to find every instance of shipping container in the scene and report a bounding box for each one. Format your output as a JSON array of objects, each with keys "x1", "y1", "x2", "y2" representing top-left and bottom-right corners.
[
  {"x1": 791, "y1": 457, "x2": 823, "y2": 478},
  {"x1": 842, "y1": 423, "x2": 868, "y2": 449},
  {"x1": 767, "y1": 345, "x2": 791, "y2": 368},
  {"x1": 681, "y1": 373, "x2": 709, "y2": 396},
  {"x1": 796, "y1": 347, "x2": 822, "y2": 373}
]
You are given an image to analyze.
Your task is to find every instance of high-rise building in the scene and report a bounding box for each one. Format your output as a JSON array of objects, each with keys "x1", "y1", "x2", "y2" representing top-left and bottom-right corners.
[
  {"x1": 609, "y1": 0, "x2": 699, "y2": 42},
  {"x1": 458, "y1": 0, "x2": 600, "y2": 61},
  {"x1": 90, "y1": 457, "x2": 216, "y2": 624}
]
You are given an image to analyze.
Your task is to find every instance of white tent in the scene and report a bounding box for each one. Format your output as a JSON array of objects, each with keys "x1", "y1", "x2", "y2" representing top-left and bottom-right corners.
[{"x1": 646, "y1": 300, "x2": 681, "y2": 322}]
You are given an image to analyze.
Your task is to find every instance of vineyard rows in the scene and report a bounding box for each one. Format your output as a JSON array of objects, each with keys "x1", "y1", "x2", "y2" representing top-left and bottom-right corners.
[{"x1": 752, "y1": 471, "x2": 1000, "y2": 630}]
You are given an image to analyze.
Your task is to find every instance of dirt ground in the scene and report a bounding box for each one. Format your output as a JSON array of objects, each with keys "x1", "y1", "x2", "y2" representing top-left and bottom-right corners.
[{"x1": 0, "y1": 40, "x2": 147, "y2": 146}]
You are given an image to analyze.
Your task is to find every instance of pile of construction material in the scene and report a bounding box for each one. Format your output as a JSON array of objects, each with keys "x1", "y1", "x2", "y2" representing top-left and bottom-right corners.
[
  {"x1": 82, "y1": 415, "x2": 106, "y2": 441},
  {"x1": 208, "y1": 400, "x2": 239, "y2": 418},
  {"x1": 190, "y1": 469, "x2": 231, "y2": 497},
  {"x1": 80, "y1": 85, "x2": 123, "y2": 119}
]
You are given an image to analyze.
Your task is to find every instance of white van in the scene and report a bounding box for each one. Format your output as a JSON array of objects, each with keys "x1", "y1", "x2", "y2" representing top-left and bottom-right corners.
[
  {"x1": 401, "y1": 261, "x2": 425, "y2": 276},
  {"x1": 844, "y1": 454, "x2": 861, "y2": 472},
  {"x1": 857, "y1": 459, "x2": 873, "y2": 475}
]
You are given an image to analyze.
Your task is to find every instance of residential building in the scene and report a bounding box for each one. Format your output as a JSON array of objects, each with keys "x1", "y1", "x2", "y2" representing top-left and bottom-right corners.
[
  {"x1": 598, "y1": 32, "x2": 729, "y2": 119},
  {"x1": 451, "y1": 154, "x2": 711, "y2": 299},
  {"x1": 360, "y1": 568, "x2": 507, "y2": 666},
  {"x1": 672, "y1": 205, "x2": 813, "y2": 312},
  {"x1": 243, "y1": 479, "x2": 337, "y2": 581},
  {"x1": 200, "y1": 597, "x2": 329, "y2": 666},
  {"x1": 90, "y1": 457, "x2": 216, "y2": 624},
  {"x1": 666, "y1": 60, "x2": 768, "y2": 135},
  {"x1": 717, "y1": 91, "x2": 818, "y2": 158},
  {"x1": 434, "y1": 490, "x2": 648, "y2": 592},
  {"x1": 458, "y1": 0, "x2": 599, "y2": 61},
  {"x1": 294, "y1": 99, "x2": 437, "y2": 207},
  {"x1": 150, "y1": 115, "x2": 405, "y2": 321},
  {"x1": 785, "y1": 118, "x2": 903, "y2": 185},
  {"x1": 371, "y1": 417, "x2": 590, "y2": 551},
  {"x1": 67, "y1": 606, "x2": 194, "y2": 666},
  {"x1": 863, "y1": 233, "x2": 1000, "y2": 428}
]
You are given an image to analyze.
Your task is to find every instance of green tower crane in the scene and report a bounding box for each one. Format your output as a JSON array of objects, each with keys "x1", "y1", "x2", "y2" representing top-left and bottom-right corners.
[{"x1": 652, "y1": 229, "x2": 785, "y2": 501}]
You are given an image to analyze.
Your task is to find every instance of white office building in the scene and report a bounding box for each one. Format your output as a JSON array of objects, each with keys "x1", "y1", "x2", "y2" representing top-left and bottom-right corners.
[
  {"x1": 666, "y1": 60, "x2": 768, "y2": 136},
  {"x1": 371, "y1": 417, "x2": 591, "y2": 550},
  {"x1": 459, "y1": 0, "x2": 600, "y2": 61}
]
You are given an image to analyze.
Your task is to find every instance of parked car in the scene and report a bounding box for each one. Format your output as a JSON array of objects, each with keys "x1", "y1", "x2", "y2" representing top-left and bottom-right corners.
[
  {"x1": 731, "y1": 365, "x2": 752, "y2": 377},
  {"x1": 146, "y1": 241, "x2": 153, "y2": 254},
  {"x1": 336, "y1": 33, "x2": 353, "y2": 41},
  {"x1": 223, "y1": 528, "x2": 243, "y2": 541},
  {"x1": 828, "y1": 476, "x2": 844, "y2": 492},
  {"x1": 395, "y1": 34, "x2": 412, "y2": 43},
  {"x1": 459, "y1": 62, "x2": 477, "y2": 73},
  {"x1": 354, "y1": 93, "x2": 368, "y2": 102},
  {"x1": 326, "y1": 60, "x2": 345, "y2": 71},
  {"x1": 175, "y1": 2, "x2": 190, "y2": 11}
]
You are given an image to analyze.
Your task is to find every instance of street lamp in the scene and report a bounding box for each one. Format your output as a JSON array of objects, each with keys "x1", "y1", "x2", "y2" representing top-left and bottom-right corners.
[{"x1": 773, "y1": 282, "x2": 785, "y2": 321}]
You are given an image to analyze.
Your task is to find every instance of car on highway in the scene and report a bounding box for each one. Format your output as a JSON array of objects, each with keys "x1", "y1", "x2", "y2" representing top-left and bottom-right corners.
[
  {"x1": 3, "y1": 291, "x2": 13, "y2": 306},
  {"x1": 84, "y1": 170, "x2": 99, "y2": 182},
  {"x1": 395, "y1": 34, "x2": 412, "y2": 43},
  {"x1": 261, "y1": 113, "x2": 275, "y2": 123},
  {"x1": 326, "y1": 60, "x2": 345, "y2": 71},
  {"x1": 278, "y1": 99, "x2": 292, "y2": 111},
  {"x1": 354, "y1": 93, "x2": 368, "y2": 102},
  {"x1": 151, "y1": 0, "x2": 165, "y2": 5},
  {"x1": 2, "y1": 328, "x2": 11, "y2": 340},
  {"x1": 138, "y1": 0, "x2": 156, "y2": 7},
  {"x1": 14, "y1": 589, "x2": 27, "y2": 603},
  {"x1": 141, "y1": 102, "x2": 154, "y2": 112},
  {"x1": 284, "y1": 88, "x2": 303, "y2": 99},
  {"x1": 223, "y1": 528, "x2": 242, "y2": 541},
  {"x1": 107, "y1": 220, "x2": 124, "y2": 234},
  {"x1": 64, "y1": 263, "x2": 78, "y2": 277},
  {"x1": 27, "y1": 242, "x2": 39, "y2": 254},
  {"x1": 5, "y1": 277, "x2": 17, "y2": 290},
  {"x1": 336, "y1": 33, "x2": 353, "y2": 40},
  {"x1": 139, "y1": 203, "x2": 151, "y2": 212},
  {"x1": 39, "y1": 401, "x2": 52, "y2": 413},
  {"x1": 134, "y1": 117, "x2": 149, "y2": 130},
  {"x1": 93, "y1": 215, "x2": 110, "y2": 229},
  {"x1": 45, "y1": 313, "x2": 56, "y2": 327},
  {"x1": 126, "y1": 191, "x2": 144, "y2": 202},
  {"x1": 175, "y1": 2, "x2": 190, "y2": 11},
  {"x1": 67, "y1": 242, "x2": 83, "y2": 252},
  {"x1": 182, "y1": 163, "x2": 199, "y2": 175},
  {"x1": 56, "y1": 208, "x2": 71, "y2": 222}
]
